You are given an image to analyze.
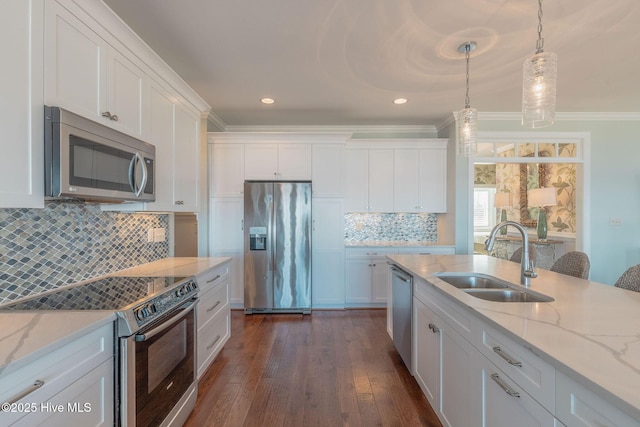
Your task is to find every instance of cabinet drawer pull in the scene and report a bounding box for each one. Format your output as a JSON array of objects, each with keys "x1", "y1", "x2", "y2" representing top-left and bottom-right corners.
[
  {"x1": 428, "y1": 323, "x2": 440, "y2": 333},
  {"x1": 365, "y1": 252, "x2": 378, "y2": 255},
  {"x1": 207, "y1": 335, "x2": 222, "y2": 350},
  {"x1": 6, "y1": 380, "x2": 45, "y2": 405},
  {"x1": 490, "y1": 373, "x2": 520, "y2": 398},
  {"x1": 493, "y1": 346, "x2": 523, "y2": 367},
  {"x1": 206, "y1": 274, "x2": 222, "y2": 284},
  {"x1": 207, "y1": 301, "x2": 221, "y2": 312}
]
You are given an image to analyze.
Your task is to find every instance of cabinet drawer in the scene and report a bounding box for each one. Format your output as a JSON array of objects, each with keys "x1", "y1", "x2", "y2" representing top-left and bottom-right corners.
[
  {"x1": 556, "y1": 371, "x2": 640, "y2": 427},
  {"x1": 477, "y1": 353, "x2": 557, "y2": 427},
  {"x1": 197, "y1": 308, "x2": 230, "y2": 379},
  {"x1": 0, "y1": 323, "x2": 113, "y2": 425},
  {"x1": 414, "y1": 278, "x2": 474, "y2": 341},
  {"x1": 197, "y1": 279, "x2": 229, "y2": 326},
  {"x1": 196, "y1": 262, "x2": 230, "y2": 291},
  {"x1": 397, "y1": 246, "x2": 455, "y2": 255},
  {"x1": 479, "y1": 325, "x2": 555, "y2": 411},
  {"x1": 345, "y1": 247, "x2": 397, "y2": 258}
]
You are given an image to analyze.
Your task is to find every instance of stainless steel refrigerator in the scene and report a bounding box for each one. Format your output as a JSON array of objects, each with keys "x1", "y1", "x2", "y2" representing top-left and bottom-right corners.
[{"x1": 244, "y1": 181, "x2": 312, "y2": 314}]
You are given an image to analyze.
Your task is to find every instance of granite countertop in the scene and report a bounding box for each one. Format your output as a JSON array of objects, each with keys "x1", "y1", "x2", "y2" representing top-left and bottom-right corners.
[
  {"x1": 387, "y1": 254, "x2": 640, "y2": 420},
  {"x1": 345, "y1": 241, "x2": 455, "y2": 247},
  {"x1": 0, "y1": 257, "x2": 231, "y2": 376}
]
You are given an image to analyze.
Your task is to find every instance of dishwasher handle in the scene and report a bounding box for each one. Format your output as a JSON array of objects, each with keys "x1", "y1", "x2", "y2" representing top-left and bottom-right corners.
[{"x1": 391, "y1": 266, "x2": 412, "y2": 283}]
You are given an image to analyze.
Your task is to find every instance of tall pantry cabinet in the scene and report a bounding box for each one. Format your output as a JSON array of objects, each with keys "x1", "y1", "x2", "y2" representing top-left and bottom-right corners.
[{"x1": 208, "y1": 133, "x2": 349, "y2": 308}]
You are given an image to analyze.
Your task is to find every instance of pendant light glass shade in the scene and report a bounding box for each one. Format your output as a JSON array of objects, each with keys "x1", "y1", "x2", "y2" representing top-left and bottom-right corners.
[
  {"x1": 522, "y1": 51, "x2": 557, "y2": 128},
  {"x1": 522, "y1": 0, "x2": 557, "y2": 128},
  {"x1": 457, "y1": 107, "x2": 478, "y2": 156},
  {"x1": 456, "y1": 41, "x2": 477, "y2": 157}
]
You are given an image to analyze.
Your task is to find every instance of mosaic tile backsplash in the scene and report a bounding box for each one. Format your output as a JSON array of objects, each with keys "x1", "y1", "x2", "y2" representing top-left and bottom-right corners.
[
  {"x1": 344, "y1": 213, "x2": 438, "y2": 243},
  {"x1": 0, "y1": 202, "x2": 169, "y2": 305}
]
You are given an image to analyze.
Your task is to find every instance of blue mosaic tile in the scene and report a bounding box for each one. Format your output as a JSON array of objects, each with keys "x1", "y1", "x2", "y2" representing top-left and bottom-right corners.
[
  {"x1": 0, "y1": 202, "x2": 169, "y2": 304},
  {"x1": 344, "y1": 213, "x2": 438, "y2": 243}
]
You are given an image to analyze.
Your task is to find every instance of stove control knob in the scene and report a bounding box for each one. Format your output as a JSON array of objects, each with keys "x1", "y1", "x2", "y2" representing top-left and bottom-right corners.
[{"x1": 149, "y1": 303, "x2": 157, "y2": 314}]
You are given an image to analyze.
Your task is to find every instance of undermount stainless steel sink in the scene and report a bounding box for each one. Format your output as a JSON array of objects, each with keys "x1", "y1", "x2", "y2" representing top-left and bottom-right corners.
[
  {"x1": 436, "y1": 273, "x2": 509, "y2": 289},
  {"x1": 463, "y1": 289, "x2": 554, "y2": 303},
  {"x1": 435, "y1": 273, "x2": 554, "y2": 303}
]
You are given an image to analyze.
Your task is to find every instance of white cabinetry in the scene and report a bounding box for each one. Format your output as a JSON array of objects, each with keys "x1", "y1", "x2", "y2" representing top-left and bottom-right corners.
[
  {"x1": 209, "y1": 198, "x2": 244, "y2": 306},
  {"x1": 244, "y1": 143, "x2": 311, "y2": 181},
  {"x1": 0, "y1": 0, "x2": 44, "y2": 208},
  {"x1": 312, "y1": 144, "x2": 344, "y2": 197},
  {"x1": 344, "y1": 149, "x2": 393, "y2": 212},
  {"x1": 344, "y1": 140, "x2": 448, "y2": 213},
  {"x1": 144, "y1": 81, "x2": 201, "y2": 212},
  {"x1": 196, "y1": 262, "x2": 231, "y2": 379},
  {"x1": 556, "y1": 371, "x2": 640, "y2": 427},
  {"x1": 45, "y1": 0, "x2": 145, "y2": 138},
  {"x1": 312, "y1": 199, "x2": 345, "y2": 307},
  {"x1": 413, "y1": 279, "x2": 474, "y2": 427},
  {"x1": 475, "y1": 353, "x2": 558, "y2": 427},
  {"x1": 210, "y1": 143, "x2": 245, "y2": 197},
  {"x1": 394, "y1": 148, "x2": 447, "y2": 212},
  {"x1": 0, "y1": 323, "x2": 114, "y2": 426},
  {"x1": 345, "y1": 248, "x2": 394, "y2": 305}
]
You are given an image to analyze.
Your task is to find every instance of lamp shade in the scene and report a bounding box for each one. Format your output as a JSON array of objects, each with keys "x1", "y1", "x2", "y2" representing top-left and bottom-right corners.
[
  {"x1": 494, "y1": 191, "x2": 512, "y2": 208},
  {"x1": 528, "y1": 187, "x2": 557, "y2": 207}
]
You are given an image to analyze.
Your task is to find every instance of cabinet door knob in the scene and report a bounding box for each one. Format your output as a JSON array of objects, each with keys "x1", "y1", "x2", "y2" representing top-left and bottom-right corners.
[
  {"x1": 111, "y1": 114, "x2": 119, "y2": 121},
  {"x1": 428, "y1": 323, "x2": 440, "y2": 333}
]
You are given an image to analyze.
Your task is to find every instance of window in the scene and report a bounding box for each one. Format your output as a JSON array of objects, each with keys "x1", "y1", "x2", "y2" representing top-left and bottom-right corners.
[{"x1": 474, "y1": 188, "x2": 497, "y2": 231}]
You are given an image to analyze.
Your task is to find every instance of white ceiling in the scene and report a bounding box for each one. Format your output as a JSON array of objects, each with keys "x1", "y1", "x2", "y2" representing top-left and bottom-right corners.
[{"x1": 103, "y1": 0, "x2": 640, "y2": 129}]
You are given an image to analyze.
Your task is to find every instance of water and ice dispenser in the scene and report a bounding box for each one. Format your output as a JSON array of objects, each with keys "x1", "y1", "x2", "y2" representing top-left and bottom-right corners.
[{"x1": 249, "y1": 227, "x2": 267, "y2": 250}]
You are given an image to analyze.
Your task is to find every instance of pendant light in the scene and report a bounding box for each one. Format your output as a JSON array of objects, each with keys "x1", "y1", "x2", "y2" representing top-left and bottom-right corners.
[
  {"x1": 457, "y1": 41, "x2": 478, "y2": 157},
  {"x1": 522, "y1": 0, "x2": 557, "y2": 128}
]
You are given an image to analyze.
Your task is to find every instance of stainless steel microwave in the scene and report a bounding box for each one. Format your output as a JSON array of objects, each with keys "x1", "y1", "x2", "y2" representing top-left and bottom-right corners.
[{"x1": 44, "y1": 106, "x2": 155, "y2": 203}]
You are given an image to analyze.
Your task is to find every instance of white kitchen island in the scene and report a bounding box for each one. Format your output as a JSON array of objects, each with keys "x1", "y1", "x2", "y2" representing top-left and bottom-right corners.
[{"x1": 388, "y1": 254, "x2": 640, "y2": 427}]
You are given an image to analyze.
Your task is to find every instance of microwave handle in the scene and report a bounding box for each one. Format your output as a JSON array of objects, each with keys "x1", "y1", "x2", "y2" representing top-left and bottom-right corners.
[{"x1": 128, "y1": 152, "x2": 147, "y2": 197}]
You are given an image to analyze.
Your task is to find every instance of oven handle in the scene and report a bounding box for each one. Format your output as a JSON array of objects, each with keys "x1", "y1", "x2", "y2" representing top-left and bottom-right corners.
[{"x1": 134, "y1": 299, "x2": 197, "y2": 342}]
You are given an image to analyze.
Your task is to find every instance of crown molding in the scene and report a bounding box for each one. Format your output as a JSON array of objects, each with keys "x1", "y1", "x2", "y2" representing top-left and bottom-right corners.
[
  {"x1": 478, "y1": 112, "x2": 640, "y2": 121},
  {"x1": 221, "y1": 124, "x2": 438, "y2": 136},
  {"x1": 206, "y1": 111, "x2": 227, "y2": 131}
]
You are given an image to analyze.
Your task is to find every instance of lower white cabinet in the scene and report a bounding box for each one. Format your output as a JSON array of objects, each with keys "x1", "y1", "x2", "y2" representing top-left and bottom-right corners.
[
  {"x1": 345, "y1": 248, "x2": 394, "y2": 306},
  {"x1": 0, "y1": 323, "x2": 114, "y2": 427},
  {"x1": 413, "y1": 291, "x2": 474, "y2": 427},
  {"x1": 195, "y1": 262, "x2": 231, "y2": 379},
  {"x1": 556, "y1": 371, "x2": 640, "y2": 427},
  {"x1": 475, "y1": 353, "x2": 558, "y2": 427}
]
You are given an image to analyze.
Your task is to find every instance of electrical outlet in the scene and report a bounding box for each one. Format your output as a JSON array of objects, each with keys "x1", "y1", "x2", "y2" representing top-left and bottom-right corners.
[
  {"x1": 154, "y1": 227, "x2": 166, "y2": 242},
  {"x1": 610, "y1": 217, "x2": 623, "y2": 226},
  {"x1": 147, "y1": 228, "x2": 155, "y2": 242}
]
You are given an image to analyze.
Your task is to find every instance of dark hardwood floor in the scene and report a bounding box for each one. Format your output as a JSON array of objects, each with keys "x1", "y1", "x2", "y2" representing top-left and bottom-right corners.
[{"x1": 185, "y1": 309, "x2": 441, "y2": 427}]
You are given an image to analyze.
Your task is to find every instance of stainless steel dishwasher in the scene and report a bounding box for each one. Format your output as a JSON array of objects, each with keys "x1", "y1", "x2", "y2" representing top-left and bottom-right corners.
[{"x1": 391, "y1": 265, "x2": 413, "y2": 372}]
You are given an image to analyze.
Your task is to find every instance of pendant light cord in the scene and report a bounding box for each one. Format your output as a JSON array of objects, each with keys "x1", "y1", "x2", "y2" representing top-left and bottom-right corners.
[
  {"x1": 535, "y1": 0, "x2": 545, "y2": 54},
  {"x1": 464, "y1": 44, "x2": 471, "y2": 109}
]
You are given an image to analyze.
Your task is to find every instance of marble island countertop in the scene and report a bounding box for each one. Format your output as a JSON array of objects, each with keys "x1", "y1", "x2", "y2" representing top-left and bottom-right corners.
[
  {"x1": 387, "y1": 254, "x2": 640, "y2": 421},
  {"x1": 0, "y1": 257, "x2": 231, "y2": 376}
]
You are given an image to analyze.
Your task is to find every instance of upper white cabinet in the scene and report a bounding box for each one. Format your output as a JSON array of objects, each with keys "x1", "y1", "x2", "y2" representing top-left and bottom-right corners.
[
  {"x1": 44, "y1": 0, "x2": 145, "y2": 138},
  {"x1": 312, "y1": 144, "x2": 344, "y2": 197},
  {"x1": 244, "y1": 143, "x2": 311, "y2": 181},
  {"x1": 209, "y1": 142, "x2": 245, "y2": 197},
  {"x1": 344, "y1": 149, "x2": 394, "y2": 212},
  {"x1": 173, "y1": 104, "x2": 201, "y2": 211},
  {"x1": 0, "y1": 0, "x2": 44, "y2": 208},
  {"x1": 394, "y1": 148, "x2": 447, "y2": 213},
  {"x1": 345, "y1": 139, "x2": 448, "y2": 213},
  {"x1": 144, "y1": 81, "x2": 201, "y2": 212}
]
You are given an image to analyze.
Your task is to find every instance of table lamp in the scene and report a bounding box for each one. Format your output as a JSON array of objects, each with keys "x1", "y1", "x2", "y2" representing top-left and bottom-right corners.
[
  {"x1": 527, "y1": 187, "x2": 557, "y2": 240},
  {"x1": 494, "y1": 191, "x2": 511, "y2": 235}
]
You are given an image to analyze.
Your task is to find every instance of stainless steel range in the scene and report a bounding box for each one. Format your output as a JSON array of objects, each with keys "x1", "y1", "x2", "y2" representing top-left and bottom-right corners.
[{"x1": 0, "y1": 275, "x2": 199, "y2": 427}]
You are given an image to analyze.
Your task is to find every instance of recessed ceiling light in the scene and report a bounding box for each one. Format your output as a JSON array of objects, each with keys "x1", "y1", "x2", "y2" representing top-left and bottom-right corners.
[
  {"x1": 261, "y1": 98, "x2": 275, "y2": 104},
  {"x1": 393, "y1": 98, "x2": 408, "y2": 105}
]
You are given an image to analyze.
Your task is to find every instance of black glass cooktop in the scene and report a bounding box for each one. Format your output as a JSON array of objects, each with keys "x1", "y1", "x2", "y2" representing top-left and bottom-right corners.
[{"x1": 0, "y1": 276, "x2": 189, "y2": 311}]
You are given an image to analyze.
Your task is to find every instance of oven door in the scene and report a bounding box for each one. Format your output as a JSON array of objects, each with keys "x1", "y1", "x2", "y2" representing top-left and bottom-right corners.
[{"x1": 121, "y1": 299, "x2": 197, "y2": 427}]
